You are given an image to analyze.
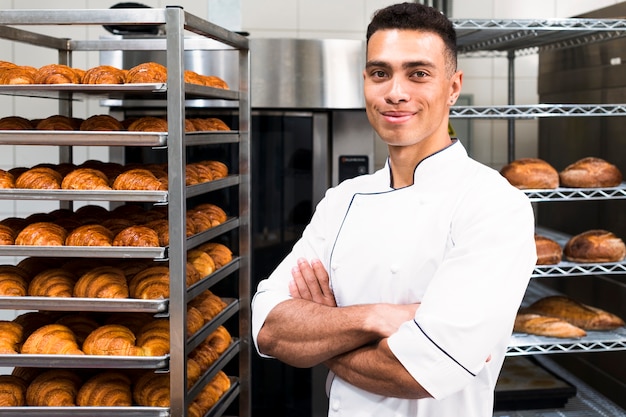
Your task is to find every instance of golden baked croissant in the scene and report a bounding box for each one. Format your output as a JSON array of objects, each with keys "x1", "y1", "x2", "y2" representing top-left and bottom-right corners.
[
  {"x1": 197, "y1": 242, "x2": 233, "y2": 269},
  {"x1": 187, "y1": 306, "x2": 205, "y2": 337},
  {"x1": 0, "y1": 374, "x2": 27, "y2": 406},
  {"x1": 189, "y1": 117, "x2": 230, "y2": 132},
  {"x1": 65, "y1": 224, "x2": 114, "y2": 246},
  {"x1": 35, "y1": 115, "x2": 80, "y2": 130},
  {"x1": 25, "y1": 369, "x2": 82, "y2": 406},
  {"x1": 0, "y1": 60, "x2": 17, "y2": 70},
  {"x1": 125, "y1": 62, "x2": 167, "y2": 83},
  {"x1": 136, "y1": 319, "x2": 170, "y2": 356},
  {"x1": 113, "y1": 225, "x2": 160, "y2": 247},
  {"x1": 15, "y1": 167, "x2": 63, "y2": 189},
  {"x1": 0, "y1": 66, "x2": 36, "y2": 84},
  {"x1": 127, "y1": 116, "x2": 168, "y2": 132},
  {"x1": 0, "y1": 265, "x2": 28, "y2": 296},
  {"x1": 82, "y1": 324, "x2": 143, "y2": 356},
  {"x1": 203, "y1": 75, "x2": 229, "y2": 89},
  {"x1": 15, "y1": 222, "x2": 67, "y2": 246},
  {"x1": 143, "y1": 219, "x2": 169, "y2": 246},
  {"x1": 188, "y1": 343, "x2": 219, "y2": 376},
  {"x1": 0, "y1": 320, "x2": 23, "y2": 354},
  {"x1": 188, "y1": 249, "x2": 216, "y2": 277},
  {"x1": 187, "y1": 358, "x2": 203, "y2": 389},
  {"x1": 206, "y1": 325, "x2": 232, "y2": 354},
  {"x1": 189, "y1": 290, "x2": 227, "y2": 321},
  {"x1": 34, "y1": 64, "x2": 82, "y2": 84},
  {"x1": 133, "y1": 371, "x2": 169, "y2": 407},
  {"x1": 20, "y1": 323, "x2": 84, "y2": 355},
  {"x1": 76, "y1": 371, "x2": 133, "y2": 406},
  {"x1": 80, "y1": 114, "x2": 124, "y2": 131},
  {"x1": 73, "y1": 265, "x2": 129, "y2": 298},
  {"x1": 0, "y1": 116, "x2": 34, "y2": 130},
  {"x1": 184, "y1": 70, "x2": 207, "y2": 86},
  {"x1": 61, "y1": 168, "x2": 111, "y2": 190},
  {"x1": 128, "y1": 266, "x2": 169, "y2": 299},
  {"x1": 192, "y1": 370, "x2": 231, "y2": 413},
  {"x1": 196, "y1": 160, "x2": 228, "y2": 179},
  {"x1": 28, "y1": 268, "x2": 76, "y2": 297},
  {"x1": 81, "y1": 65, "x2": 127, "y2": 85},
  {"x1": 194, "y1": 203, "x2": 228, "y2": 225},
  {"x1": 55, "y1": 314, "x2": 100, "y2": 346},
  {"x1": 0, "y1": 224, "x2": 15, "y2": 244},
  {"x1": 186, "y1": 262, "x2": 202, "y2": 287},
  {"x1": 112, "y1": 168, "x2": 166, "y2": 190},
  {"x1": 185, "y1": 164, "x2": 203, "y2": 185}
]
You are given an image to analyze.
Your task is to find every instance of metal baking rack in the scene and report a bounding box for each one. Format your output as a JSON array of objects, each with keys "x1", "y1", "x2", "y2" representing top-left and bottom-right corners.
[
  {"x1": 0, "y1": 296, "x2": 168, "y2": 313},
  {"x1": 523, "y1": 182, "x2": 626, "y2": 202}
]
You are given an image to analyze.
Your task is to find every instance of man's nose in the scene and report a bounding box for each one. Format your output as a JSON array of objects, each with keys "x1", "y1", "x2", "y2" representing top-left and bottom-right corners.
[{"x1": 385, "y1": 77, "x2": 410, "y2": 104}]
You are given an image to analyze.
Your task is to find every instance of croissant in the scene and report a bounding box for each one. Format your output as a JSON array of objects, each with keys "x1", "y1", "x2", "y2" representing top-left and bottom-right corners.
[
  {"x1": 81, "y1": 65, "x2": 127, "y2": 84},
  {"x1": 20, "y1": 323, "x2": 84, "y2": 355},
  {"x1": 188, "y1": 343, "x2": 220, "y2": 375},
  {"x1": 73, "y1": 265, "x2": 129, "y2": 298},
  {"x1": 36, "y1": 115, "x2": 81, "y2": 131},
  {"x1": 15, "y1": 167, "x2": 63, "y2": 189},
  {"x1": 0, "y1": 224, "x2": 15, "y2": 244},
  {"x1": 0, "y1": 265, "x2": 28, "y2": 296},
  {"x1": 125, "y1": 62, "x2": 167, "y2": 83},
  {"x1": 128, "y1": 266, "x2": 169, "y2": 299},
  {"x1": 15, "y1": 222, "x2": 67, "y2": 246},
  {"x1": 186, "y1": 164, "x2": 203, "y2": 185},
  {"x1": 28, "y1": 268, "x2": 76, "y2": 297},
  {"x1": 189, "y1": 290, "x2": 227, "y2": 321},
  {"x1": 0, "y1": 375, "x2": 27, "y2": 406},
  {"x1": 136, "y1": 319, "x2": 170, "y2": 356},
  {"x1": 186, "y1": 262, "x2": 202, "y2": 287},
  {"x1": 203, "y1": 75, "x2": 229, "y2": 89},
  {"x1": 193, "y1": 203, "x2": 228, "y2": 224},
  {"x1": 192, "y1": 371, "x2": 231, "y2": 413},
  {"x1": 13, "y1": 312, "x2": 55, "y2": 340},
  {"x1": 187, "y1": 358, "x2": 203, "y2": 389},
  {"x1": 61, "y1": 167, "x2": 111, "y2": 191},
  {"x1": 82, "y1": 324, "x2": 143, "y2": 356},
  {"x1": 76, "y1": 371, "x2": 133, "y2": 406},
  {"x1": 65, "y1": 224, "x2": 114, "y2": 246},
  {"x1": 190, "y1": 117, "x2": 230, "y2": 132},
  {"x1": 197, "y1": 242, "x2": 233, "y2": 269},
  {"x1": 55, "y1": 314, "x2": 100, "y2": 346},
  {"x1": 199, "y1": 160, "x2": 229, "y2": 179},
  {"x1": 133, "y1": 371, "x2": 169, "y2": 407},
  {"x1": 0, "y1": 66, "x2": 36, "y2": 84},
  {"x1": 143, "y1": 219, "x2": 169, "y2": 246},
  {"x1": 0, "y1": 61, "x2": 17, "y2": 70},
  {"x1": 184, "y1": 70, "x2": 207, "y2": 86},
  {"x1": 112, "y1": 168, "x2": 166, "y2": 190},
  {"x1": 34, "y1": 64, "x2": 82, "y2": 84},
  {"x1": 127, "y1": 116, "x2": 168, "y2": 132},
  {"x1": 113, "y1": 225, "x2": 160, "y2": 247},
  {"x1": 0, "y1": 320, "x2": 23, "y2": 354},
  {"x1": 188, "y1": 249, "x2": 216, "y2": 277},
  {"x1": 79, "y1": 114, "x2": 125, "y2": 131},
  {"x1": 25, "y1": 369, "x2": 82, "y2": 406},
  {"x1": 206, "y1": 325, "x2": 232, "y2": 354},
  {"x1": 0, "y1": 116, "x2": 34, "y2": 130},
  {"x1": 187, "y1": 306, "x2": 205, "y2": 337}
]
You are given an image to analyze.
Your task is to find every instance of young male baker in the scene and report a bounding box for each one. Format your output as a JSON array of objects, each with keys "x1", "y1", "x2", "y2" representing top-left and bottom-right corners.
[{"x1": 252, "y1": 3, "x2": 537, "y2": 416}]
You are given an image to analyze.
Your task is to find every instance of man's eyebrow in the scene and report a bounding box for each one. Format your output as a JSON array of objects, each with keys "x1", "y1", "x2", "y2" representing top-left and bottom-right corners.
[{"x1": 365, "y1": 60, "x2": 435, "y2": 70}]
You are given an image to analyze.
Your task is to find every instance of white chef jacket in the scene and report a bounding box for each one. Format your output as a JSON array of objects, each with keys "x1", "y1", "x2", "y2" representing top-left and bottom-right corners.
[{"x1": 252, "y1": 140, "x2": 536, "y2": 417}]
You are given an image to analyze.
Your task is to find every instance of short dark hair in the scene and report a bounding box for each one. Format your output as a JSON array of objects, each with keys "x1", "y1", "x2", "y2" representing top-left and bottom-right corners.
[{"x1": 366, "y1": 2, "x2": 457, "y2": 74}]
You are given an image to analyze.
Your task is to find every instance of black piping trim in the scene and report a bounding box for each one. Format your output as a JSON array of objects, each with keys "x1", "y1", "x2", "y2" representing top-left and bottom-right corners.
[{"x1": 414, "y1": 319, "x2": 476, "y2": 377}]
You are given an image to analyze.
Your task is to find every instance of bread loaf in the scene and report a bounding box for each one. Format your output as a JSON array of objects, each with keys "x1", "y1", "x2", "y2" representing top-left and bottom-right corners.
[
  {"x1": 525, "y1": 295, "x2": 625, "y2": 330},
  {"x1": 564, "y1": 229, "x2": 626, "y2": 263},
  {"x1": 500, "y1": 158, "x2": 559, "y2": 189},
  {"x1": 514, "y1": 312, "x2": 586, "y2": 338},
  {"x1": 559, "y1": 157, "x2": 622, "y2": 188},
  {"x1": 534, "y1": 234, "x2": 562, "y2": 265}
]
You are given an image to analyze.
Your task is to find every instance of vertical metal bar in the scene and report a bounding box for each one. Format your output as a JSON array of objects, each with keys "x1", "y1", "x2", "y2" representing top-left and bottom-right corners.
[
  {"x1": 165, "y1": 6, "x2": 187, "y2": 417},
  {"x1": 507, "y1": 50, "x2": 516, "y2": 163},
  {"x1": 312, "y1": 113, "x2": 330, "y2": 207},
  {"x1": 238, "y1": 39, "x2": 252, "y2": 417}
]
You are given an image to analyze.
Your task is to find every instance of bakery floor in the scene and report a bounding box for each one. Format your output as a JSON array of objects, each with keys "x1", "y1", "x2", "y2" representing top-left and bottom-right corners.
[{"x1": 493, "y1": 356, "x2": 625, "y2": 417}]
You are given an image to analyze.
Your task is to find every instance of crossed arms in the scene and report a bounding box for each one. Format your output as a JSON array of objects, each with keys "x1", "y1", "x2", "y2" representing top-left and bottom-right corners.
[{"x1": 255, "y1": 258, "x2": 431, "y2": 399}]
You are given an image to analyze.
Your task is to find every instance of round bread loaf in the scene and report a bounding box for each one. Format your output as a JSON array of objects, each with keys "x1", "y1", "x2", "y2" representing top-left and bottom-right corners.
[
  {"x1": 534, "y1": 234, "x2": 562, "y2": 265},
  {"x1": 500, "y1": 158, "x2": 559, "y2": 189},
  {"x1": 564, "y1": 229, "x2": 626, "y2": 263},
  {"x1": 559, "y1": 157, "x2": 622, "y2": 188}
]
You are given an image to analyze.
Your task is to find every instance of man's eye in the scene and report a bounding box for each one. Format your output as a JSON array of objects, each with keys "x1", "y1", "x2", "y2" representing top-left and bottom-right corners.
[
  {"x1": 372, "y1": 70, "x2": 387, "y2": 78},
  {"x1": 412, "y1": 71, "x2": 428, "y2": 78}
]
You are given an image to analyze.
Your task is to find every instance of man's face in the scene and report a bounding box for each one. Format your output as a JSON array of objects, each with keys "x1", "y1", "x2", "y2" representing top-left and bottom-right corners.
[{"x1": 363, "y1": 29, "x2": 461, "y2": 150}]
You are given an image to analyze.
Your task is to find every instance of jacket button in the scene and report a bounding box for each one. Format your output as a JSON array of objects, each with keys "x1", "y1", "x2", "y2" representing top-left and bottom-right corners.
[
  {"x1": 331, "y1": 399, "x2": 341, "y2": 411},
  {"x1": 390, "y1": 263, "x2": 399, "y2": 273}
]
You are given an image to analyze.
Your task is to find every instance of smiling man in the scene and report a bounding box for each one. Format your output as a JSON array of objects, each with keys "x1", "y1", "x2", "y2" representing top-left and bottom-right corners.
[{"x1": 251, "y1": 3, "x2": 537, "y2": 416}]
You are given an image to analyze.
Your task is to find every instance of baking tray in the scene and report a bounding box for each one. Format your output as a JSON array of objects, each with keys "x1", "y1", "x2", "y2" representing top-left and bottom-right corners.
[
  {"x1": 0, "y1": 406, "x2": 169, "y2": 417},
  {"x1": 495, "y1": 356, "x2": 576, "y2": 410},
  {"x1": 0, "y1": 130, "x2": 168, "y2": 147},
  {"x1": 0, "y1": 245, "x2": 166, "y2": 259},
  {"x1": 0, "y1": 353, "x2": 168, "y2": 369},
  {"x1": 0, "y1": 188, "x2": 168, "y2": 202},
  {"x1": 0, "y1": 296, "x2": 168, "y2": 313}
]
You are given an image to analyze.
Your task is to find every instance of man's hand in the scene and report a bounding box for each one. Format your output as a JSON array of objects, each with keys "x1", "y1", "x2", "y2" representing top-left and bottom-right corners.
[{"x1": 289, "y1": 258, "x2": 337, "y2": 307}]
